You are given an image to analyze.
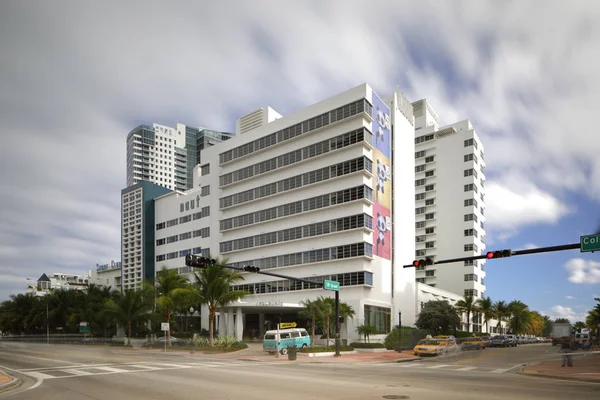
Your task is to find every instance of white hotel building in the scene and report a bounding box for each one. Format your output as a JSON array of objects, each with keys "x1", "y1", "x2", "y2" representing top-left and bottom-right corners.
[{"x1": 152, "y1": 84, "x2": 418, "y2": 341}]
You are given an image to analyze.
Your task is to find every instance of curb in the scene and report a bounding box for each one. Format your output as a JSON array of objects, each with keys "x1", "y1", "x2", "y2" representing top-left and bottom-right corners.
[
  {"x1": 0, "y1": 371, "x2": 21, "y2": 394},
  {"x1": 395, "y1": 357, "x2": 421, "y2": 363},
  {"x1": 517, "y1": 364, "x2": 600, "y2": 384}
]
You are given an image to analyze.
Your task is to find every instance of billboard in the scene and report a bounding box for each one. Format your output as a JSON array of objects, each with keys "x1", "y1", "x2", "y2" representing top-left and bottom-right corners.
[{"x1": 371, "y1": 91, "x2": 392, "y2": 260}]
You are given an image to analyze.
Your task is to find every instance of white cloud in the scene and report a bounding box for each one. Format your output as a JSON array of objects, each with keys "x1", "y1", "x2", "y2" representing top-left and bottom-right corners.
[
  {"x1": 523, "y1": 243, "x2": 538, "y2": 250},
  {"x1": 564, "y1": 258, "x2": 600, "y2": 284},
  {"x1": 545, "y1": 305, "x2": 588, "y2": 323},
  {"x1": 565, "y1": 296, "x2": 574, "y2": 300},
  {"x1": 485, "y1": 177, "x2": 571, "y2": 232}
]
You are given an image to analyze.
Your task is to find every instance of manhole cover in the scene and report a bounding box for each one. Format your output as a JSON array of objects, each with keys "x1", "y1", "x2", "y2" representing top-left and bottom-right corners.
[{"x1": 382, "y1": 396, "x2": 409, "y2": 399}]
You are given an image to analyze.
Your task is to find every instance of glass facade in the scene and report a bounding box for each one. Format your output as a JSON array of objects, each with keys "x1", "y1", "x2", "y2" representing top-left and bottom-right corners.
[{"x1": 364, "y1": 305, "x2": 391, "y2": 334}]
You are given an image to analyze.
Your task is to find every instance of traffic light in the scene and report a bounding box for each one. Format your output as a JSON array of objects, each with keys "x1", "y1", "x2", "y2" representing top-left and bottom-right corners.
[
  {"x1": 412, "y1": 258, "x2": 434, "y2": 268},
  {"x1": 185, "y1": 254, "x2": 216, "y2": 268},
  {"x1": 486, "y1": 249, "x2": 512, "y2": 259},
  {"x1": 243, "y1": 265, "x2": 260, "y2": 273}
]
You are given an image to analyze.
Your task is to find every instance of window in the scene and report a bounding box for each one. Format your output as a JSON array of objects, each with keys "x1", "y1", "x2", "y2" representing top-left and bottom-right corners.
[
  {"x1": 364, "y1": 305, "x2": 391, "y2": 334},
  {"x1": 464, "y1": 274, "x2": 478, "y2": 282},
  {"x1": 464, "y1": 213, "x2": 478, "y2": 222},
  {"x1": 415, "y1": 193, "x2": 426, "y2": 201},
  {"x1": 425, "y1": 156, "x2": 435, "y2": 163},
  {"x1": 415, "y1": 207, "x2": 426, "y2": 215},
  {"x1": 425, "y1": 270, "x2": 435, "y2": 277},
  {"x1": 201, "y1": 185, "x2": 210, "y2": 196},
  {"x1": 415, "y1": 221, "x2": 426, "y2": 229},
  {"x1": 200, "y1": 164, "x2": 210, "y2": 175},
  {"x1": 415, "y1": 150, "x2": 426, "y2": 159},
  {"x1": 425, "y1": 213, "x2": 435, "y2": 220},
  {"x1": 415, "y1": 164, "x2": 426, "y2": 173},
  {"x1": 464, "y1": 138, "x2": 473, "y2": 147},
  {"x1": 425, "y1": 170, "x2": 434, "y2": 177},
  {"x1": 464, "y1": 289, "x2": 478, "y2": 297},
  {"x1": 464, "y1": 168, "x2": 477, "y2": 178},
  {"x1": 415, "y1": 134, "x2": 434, "y2": 144},
  {"x1": 464, "y1": 198, "x2": 478, "y2": 207},
  {"x1": 425, "y1": 198, "x2": 435, "y2": 206},
  {"x1": 464, "y1": 244, "x2": 474, "y2": 252},
  {"x1": 415, "y1": 178, "x2": 426, "y2": 187},
  {"x1": 425, "y1": 227, "x2": 434, "y2": 234},
  {"x1": 416, "y1": 249, "x2": 426, "y2": 257},
  {"x1": 480, "y1": 207, "x2": 485, "y2": 216},
  {"x1": 425, "y1": 184, "x2": 435, "y2": 191},
  {"x1": 464, "y1": 229, "x2": 474, "y2": 236},
  {"x1": 425, "y1": 241, "x2": 435, "y2": 248},
  {"x1": 464, "y1": 153, "x2": 478, "y2": 163},
  {"x1": 415, "y1": 235, "x2": 426, "y2": 243},
  {"x1": 464, "y1": 183, "x2": 477, "y2": 192}
]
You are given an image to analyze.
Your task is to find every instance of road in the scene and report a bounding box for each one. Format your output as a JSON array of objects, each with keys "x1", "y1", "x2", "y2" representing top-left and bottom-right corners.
[{"x1": 1, "y1": 342, "x2": 598, "y2": 399}]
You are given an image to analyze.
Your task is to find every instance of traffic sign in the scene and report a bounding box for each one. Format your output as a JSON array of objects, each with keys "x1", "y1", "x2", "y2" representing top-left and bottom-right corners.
[
  {"x1": 79, "y1": 326, "x2": 91, "y2": 333},
  {"x1": 161, "y1": 322, "x2": 170, "y2": 331},
  {"x1": 280, "y1": 322, "x2": 297, "y2": 329},
  {"x1": 324, "y1": 280, "x2": 340, "y2": 291},
  {"x1": 580, "y1": 234, "x2": 600, "y2": 252}
]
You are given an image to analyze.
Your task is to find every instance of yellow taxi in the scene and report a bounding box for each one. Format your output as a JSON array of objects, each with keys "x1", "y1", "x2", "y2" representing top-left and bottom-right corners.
[
  {"x1": 413, "y1": 335, "x2": 458, "y2": 356},
  {"x1": 458, "y1": 336, "x2": 486, "y2": 350}
]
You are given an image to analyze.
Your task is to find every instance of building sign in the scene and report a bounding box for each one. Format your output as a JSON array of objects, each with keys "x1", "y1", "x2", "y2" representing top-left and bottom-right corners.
[
  {"x1": 96, "y1": 260, "x2": 122, "y2": 272},
  {"x1": 371, "y1": 90, "x2": 392, "y2": 260},
  {"x1": 256, "y1": 301, "x2": 283, "y2": 307},
  {"x1": 180, "y1": 194, "x2": 202, "y2": 213}
]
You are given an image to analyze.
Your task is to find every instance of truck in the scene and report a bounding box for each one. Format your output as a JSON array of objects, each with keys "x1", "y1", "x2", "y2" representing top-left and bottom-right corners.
[{"x1": 551, "y1": 322, "x2": 572, "y2": 346}]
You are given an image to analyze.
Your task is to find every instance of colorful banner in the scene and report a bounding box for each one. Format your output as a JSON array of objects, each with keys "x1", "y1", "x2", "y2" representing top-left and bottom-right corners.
[{"x1": 371, "y1": 91, "x2": 392, "y2": 260}]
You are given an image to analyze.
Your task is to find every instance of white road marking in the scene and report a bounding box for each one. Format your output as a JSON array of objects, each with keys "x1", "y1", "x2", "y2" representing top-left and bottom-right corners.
[
  {"x1": 61, "y1": 369, "x2": 93, "y2": 376},
  {"x1": 427, "y1": 364, "x2": 451, "y2": 369},
  {"x1": 455, "y1": 366, "x2": 478, "y2": 371}
]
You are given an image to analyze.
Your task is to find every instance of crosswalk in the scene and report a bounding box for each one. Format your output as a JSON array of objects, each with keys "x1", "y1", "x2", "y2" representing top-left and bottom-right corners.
[
  {"x1": 16, "y1": 360, "x2": 275, "y2": 381},
  {"x1": 366, "y1": 361, "x2": 518, "y2": 374}
]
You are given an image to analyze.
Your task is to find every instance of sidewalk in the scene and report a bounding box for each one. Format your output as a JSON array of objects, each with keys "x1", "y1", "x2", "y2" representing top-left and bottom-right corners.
[
  {"x1": 0, "y1": 370, "x2": 20, "y2": 393},
  {"x1": 521, "y1": 353, "x2": 600, "y2": 383}
]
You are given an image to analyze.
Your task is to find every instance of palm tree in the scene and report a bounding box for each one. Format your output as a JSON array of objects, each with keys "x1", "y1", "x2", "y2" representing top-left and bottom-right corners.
[
  {"x1": 193, "y1": 262, "x2": 248, "y2": 347},
  {"x1": 455, "y1": 295, "x2": 478, "y2": 333},
  {"x1": 155, "y1": 266, "x2": 195, "y2": 346},
  {"x1": 300, "y1": 299, "x2": 320, "y2": 342},
  {"x1": 356, "y1": 324, "x2": 378, "y2": 343},
  {"x1": 508, "y1": 302, "x2": 531, "y2": 334},
  {"x1": 103, "y1": 288, "x2": 154, "y2": 346},
  {"x1": 476, "y1": 296, "x2": 494, "y2": 333},
  {"x1": 315, "y1": 296, "x2": 334, "y2": 345},
  {"x1": 494, "y1": 301, "x2": 510, "y2": 334}
]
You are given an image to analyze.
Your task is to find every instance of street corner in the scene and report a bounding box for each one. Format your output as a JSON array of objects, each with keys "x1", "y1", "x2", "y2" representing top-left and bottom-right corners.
[
  {"x1": 0, "y1": 370, "x2": 21, "y2": 393},
  {"x1": 518, "y1": 359, "x2": 600, "y2": 383}
]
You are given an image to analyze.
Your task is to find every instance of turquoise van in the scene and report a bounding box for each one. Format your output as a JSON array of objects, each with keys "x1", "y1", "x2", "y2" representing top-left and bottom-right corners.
[{"x1": 263, "y1": 328, "x2": 311, "y2": 354}]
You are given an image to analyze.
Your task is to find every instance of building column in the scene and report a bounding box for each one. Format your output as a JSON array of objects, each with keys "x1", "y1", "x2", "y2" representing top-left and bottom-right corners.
[
  {"x1": 200, "y1": 304, "x2": 209, "y2": 333},
  {"x1": 227, "y1": 308, "x2": 235, "y2": 337},
  {"x1": 235, "y1": 307, "x2": 243, "y2": 341},
  {"x1": 259, "y1": 313, "x2": 265, "y2": 337},
  {"x1": 218, "y1": 310, "x2": 226, "y2": 337}
]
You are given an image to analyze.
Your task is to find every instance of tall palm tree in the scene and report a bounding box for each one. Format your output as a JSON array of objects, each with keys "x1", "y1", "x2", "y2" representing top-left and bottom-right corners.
[
  {"x1": 103, "y1": 288, "x2": 154, "y2": 346},
  {"x1": 155, "y1": 266, "x2": 194, "y2": 346},
  {"x1": 508, "y1": 302, "x2": 531, "y2": 334},
  {"x1": 494, "y1": 300, "x2": 510, "y2": 334},
  {"x1": 455, "y1": 295, "x2": 478, "y2": 333},
  {"x1": 316, "y1": 296, "x2": 334, "y2": 345},
  {"x1": 476, "y1": 296, "x2": 494, "y2": 333},
  {"x1": 193, "y1": 262, "x2": 248, "y2": 347}
]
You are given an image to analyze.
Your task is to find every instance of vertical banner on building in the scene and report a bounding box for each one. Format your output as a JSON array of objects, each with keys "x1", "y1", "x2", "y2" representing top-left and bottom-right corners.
[{"x1": 371, "y1": 91, "x2": 392, "y2": 260}]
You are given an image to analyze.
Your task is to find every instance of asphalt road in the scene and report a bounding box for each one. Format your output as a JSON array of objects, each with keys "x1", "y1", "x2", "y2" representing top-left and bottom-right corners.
[{"x1": 1, "y1": 342, "x2": 598, "y2": 400}]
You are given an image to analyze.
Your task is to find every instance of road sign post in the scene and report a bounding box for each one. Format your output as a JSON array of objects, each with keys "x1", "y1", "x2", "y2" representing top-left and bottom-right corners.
[
  {"x1": 581, "y1": 234, "x2": 600, "y2": 253},
  {"x1": 324, "y1": 280, "x2": 339, "y2": 291},
  {"x1": 323, "y1": 280, "x2": 341, "y2": 356},
  {"x1": 161, "y1": 322, "x2": 169, "y2": 352}
]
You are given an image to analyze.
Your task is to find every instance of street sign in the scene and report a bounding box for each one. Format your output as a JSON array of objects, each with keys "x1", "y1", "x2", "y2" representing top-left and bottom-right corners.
[
  {"x1": 79, "y1": 326, "x2": 91, "y2": 333},
  {"x1": 580, "y1": 234, "x2": 600, "y2": 252},
  {"x1": 79, "y1": 321, "x2": 88, "y2": 327},
  {"x1": 161, "y1": 322, "x2": 170, "y2": 331},
  {"x1": 280, "y1": 322, "x2": 297, "y2": 329},
  {"x1": 324, "y1": 280, "x2": 340, "y2": 291}
]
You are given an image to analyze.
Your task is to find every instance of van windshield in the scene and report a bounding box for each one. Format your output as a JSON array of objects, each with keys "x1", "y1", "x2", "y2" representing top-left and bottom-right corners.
[{"x1": 264, "y1": 334, "x2": 275, "y2": 340}]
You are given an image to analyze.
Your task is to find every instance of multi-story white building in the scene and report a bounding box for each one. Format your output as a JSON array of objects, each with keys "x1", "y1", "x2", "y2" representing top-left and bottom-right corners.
[
  {"x1": 26, "y1": 272, "x2": 90, "y2": 296},
  {"x1": 412, "y1": 99, "x2": 487, "y2": 316},
  {"x1": 152, "y1": 84, "x2": 417, "y2": 341},
  {"x1": 126, "y1": 123, "x2": 233, "y2": 191},
  {"x1": 90, "y1": 260, "x2": 122, "y2": 289}
]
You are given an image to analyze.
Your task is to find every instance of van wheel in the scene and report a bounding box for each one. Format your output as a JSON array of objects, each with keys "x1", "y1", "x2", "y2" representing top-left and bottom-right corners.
[
  {"x1": 281, "y1": 348, "x2": 288, "y2": 355},
  {"x1": 302, "y1": 344, "x2": 307, "y2": 349}
]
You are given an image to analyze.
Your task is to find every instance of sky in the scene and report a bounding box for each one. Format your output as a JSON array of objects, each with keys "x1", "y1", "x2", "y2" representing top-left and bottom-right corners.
[{"x1": 1, "y1": 0, "x2": 599, "y2": 323}]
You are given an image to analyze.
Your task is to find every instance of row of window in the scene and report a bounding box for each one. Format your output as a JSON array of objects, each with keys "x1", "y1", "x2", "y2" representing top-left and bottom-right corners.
[
  {"x1": 220, "y1": 99, "x2": 371, "y2": 164},
  {"x1": 156, "y1": 206, "x2": 210, "y2": 231},
  {"x1": 156, "y1": 247, "x2": 210, "y2": 262},
  {"x1": 156, "y1": 227, "x2": 210, "y2": 246},
  {"x1": 219, "y1": 128, "x2": 370, "y2": 186},
  {"x1": 229, "y1": 243, "x2": 373, "y2": 270},
  {"x1": 415, "y1": 134, "x2": 434, "y2": 144},
  {"x1": 219, "y1": 157, "x2": 372, "y2": 209},
  {"x1": 220, "y1": 213, "x2": 372, "y2": 253},
  {"x1": 231, "y1": 271, "x2": 373, "y2": 294},
  {"x1": 220, "y1": 185, "x2": 372, "y2": 231}
]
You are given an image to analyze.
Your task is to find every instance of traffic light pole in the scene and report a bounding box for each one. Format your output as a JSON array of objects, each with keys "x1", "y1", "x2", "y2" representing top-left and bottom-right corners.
[
  {"x1": 335, "y1": 290, "x2": 340, "y2": 357},
  {"x1": 404, "y1": 243, "x2": 581, "y2": 268}
]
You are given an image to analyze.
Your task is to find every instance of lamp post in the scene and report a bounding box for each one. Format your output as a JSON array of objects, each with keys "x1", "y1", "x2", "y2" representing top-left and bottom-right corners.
[{"x1": 395, "y1": 311, "x2": 402, "y2": 353}]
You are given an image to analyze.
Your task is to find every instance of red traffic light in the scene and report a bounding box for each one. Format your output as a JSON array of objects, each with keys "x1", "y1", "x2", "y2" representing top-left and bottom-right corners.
[
  {"x1": 486, "y1": 251, "x2": 495, "y2": 259},
  {"x1": 412, "y1": 258, "x2": 434, "y2": 267},
  {"x1": 413, "y1": 260, "x2": 420, "y2": 267},
  {"x1": 486, "y1": 250, "x2": 512, "y2": 259}
]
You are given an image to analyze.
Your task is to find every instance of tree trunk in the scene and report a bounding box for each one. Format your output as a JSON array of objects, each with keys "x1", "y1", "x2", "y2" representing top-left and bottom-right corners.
[
  {"x1": 209, "y1": 307, "x2": 215, "y2": 347},
  {"x1": 466, "y1": 312, "x2": 470, "y2": 333},
  {"x1": 127, "y1": 319, "x2": 132, "y2": 346},
  {"x1": 166, "y1": 310, "x2": 171, "y2": 347},
  {"x1": 325, "y1": 319, "x2": 330, "y2": 346}
]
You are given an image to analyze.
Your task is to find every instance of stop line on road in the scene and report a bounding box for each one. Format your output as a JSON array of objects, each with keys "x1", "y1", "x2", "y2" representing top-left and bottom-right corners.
[{"x1": 374, "y1": 362, "x2": 518, "y2": 374}]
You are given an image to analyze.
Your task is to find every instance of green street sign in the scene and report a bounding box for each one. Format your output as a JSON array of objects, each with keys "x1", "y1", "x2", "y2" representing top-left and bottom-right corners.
[
  {"x1": 581, "y1": 234, "x2": 600, "y2": 252},
  {"x1": 79, "y1": 326, "x2": 91, "y2": 333},
  {"x1": 324, "y1": 280, "x2": 340, "y2": 291}
]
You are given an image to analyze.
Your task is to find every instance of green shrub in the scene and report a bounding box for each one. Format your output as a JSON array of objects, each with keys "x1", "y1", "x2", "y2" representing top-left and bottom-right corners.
[
  {"x1": 215, "y1": 336, "x2": 237, "y2": 348},
  {"x1": 350, "y1": 342, "x2": 385, "y2": 348},
  {"x1": 299, "y1": 345, "x2": 354, "y2": 353}
]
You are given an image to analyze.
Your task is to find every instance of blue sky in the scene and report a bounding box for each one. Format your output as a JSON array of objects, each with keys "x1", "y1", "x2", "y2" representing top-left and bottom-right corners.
[{"x1": 0, "y1": 0, "x2": 599, "y2": 322}]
